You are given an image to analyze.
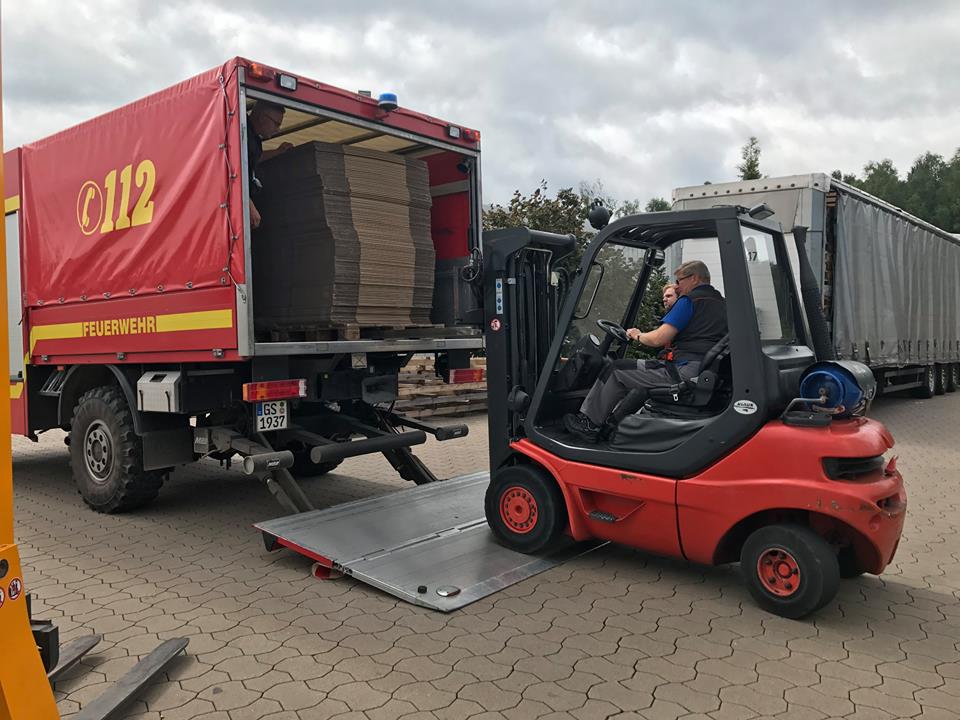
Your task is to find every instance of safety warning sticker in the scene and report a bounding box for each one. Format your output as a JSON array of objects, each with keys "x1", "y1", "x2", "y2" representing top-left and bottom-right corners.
[{"x1": 7, "y1": 577, "x2": 23, "y2": 602}]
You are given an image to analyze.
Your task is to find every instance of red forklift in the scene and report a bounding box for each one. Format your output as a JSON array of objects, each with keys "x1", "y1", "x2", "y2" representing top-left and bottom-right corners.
[
  {"x1": 259, "y1": 205, "x2": 905, "y2": 619},
  {"x1": 480, "y1": 205, "x2": 906, "y2": 618}
]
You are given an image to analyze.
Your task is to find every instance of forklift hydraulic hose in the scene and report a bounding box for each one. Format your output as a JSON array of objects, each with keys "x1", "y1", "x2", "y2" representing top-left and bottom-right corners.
[{"x1": 792, "y1": 225, "x2": 837, "y2": 361}]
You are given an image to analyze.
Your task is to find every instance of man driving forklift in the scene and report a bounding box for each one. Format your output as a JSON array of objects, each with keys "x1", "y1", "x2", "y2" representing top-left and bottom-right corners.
[{"x1": 563, "y1": 259, "x2": 727, "y2": 441}]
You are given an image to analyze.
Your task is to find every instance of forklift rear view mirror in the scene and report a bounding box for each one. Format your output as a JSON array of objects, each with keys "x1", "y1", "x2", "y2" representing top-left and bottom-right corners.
[{"x1": 574, "y1": 261, "x2": 604, "y2": 319}]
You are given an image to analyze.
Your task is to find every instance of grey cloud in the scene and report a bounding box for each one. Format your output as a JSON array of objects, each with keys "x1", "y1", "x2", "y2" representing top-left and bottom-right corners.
[{"x1": 3, "y1": 1, "x2": 959, "y2": 206}]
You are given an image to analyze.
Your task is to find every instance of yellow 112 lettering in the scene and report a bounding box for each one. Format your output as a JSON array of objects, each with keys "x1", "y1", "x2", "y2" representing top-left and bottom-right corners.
[{"x1": 100, "y1": 159, "x2": 156, "y2": 233}]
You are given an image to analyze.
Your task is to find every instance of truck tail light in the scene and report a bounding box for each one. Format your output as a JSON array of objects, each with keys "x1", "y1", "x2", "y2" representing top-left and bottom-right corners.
[
  {"x1": 462, "y1": 128, "x2": 480, "y2": 142},
  {"x1": 246, "y1": 63, "x2": 276, "y2": 81},
  {"x1": 449, "y1": 368, "x2": 484, "y2": 384},
  {"x1": 243, "y1": 379, "x2": 306, "y2": 402}
]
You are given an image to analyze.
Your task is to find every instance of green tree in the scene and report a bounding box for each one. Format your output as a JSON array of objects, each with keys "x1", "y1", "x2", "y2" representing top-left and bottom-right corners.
[
  {"x1": 645, "y1": 197, "x2": 671, "y2": 212},
  {"x1": 737, "y1": 136, "x2": 763, "y2": 180},
  {"x1": 483, "y1": 182, "x2": 666, "y2": 354},
  {"x1": 857, "y1": 159, "x2": 906, "y2": 209},
  {"x1": 830, "y1": 149, "x2": 960, "y2": 232}
]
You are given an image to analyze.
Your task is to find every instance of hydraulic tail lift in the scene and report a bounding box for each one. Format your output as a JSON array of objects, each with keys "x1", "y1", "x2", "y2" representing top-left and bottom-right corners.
[
  {"x1": 256, "y1": 472, "x2": 603, "y2": 611},
  {"x1": 257, "y1": 208, "x2": 905, "y2": 619}
]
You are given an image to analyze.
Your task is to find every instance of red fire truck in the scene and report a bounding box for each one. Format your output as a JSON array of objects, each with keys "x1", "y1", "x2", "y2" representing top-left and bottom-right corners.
[{"x1": 3, "y1": 57, "x2": 484, "y2": 514}]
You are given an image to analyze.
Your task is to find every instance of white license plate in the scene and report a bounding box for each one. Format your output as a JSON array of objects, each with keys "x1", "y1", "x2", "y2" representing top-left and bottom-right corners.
[{"x1": 255, "y1": 400, "x2": 288, "y2": 431}]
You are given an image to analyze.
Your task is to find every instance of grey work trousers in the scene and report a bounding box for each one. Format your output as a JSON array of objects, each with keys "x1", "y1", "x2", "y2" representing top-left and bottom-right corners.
[{"x1": 580, "y1": 359, "x2": 701, "y2": 425}]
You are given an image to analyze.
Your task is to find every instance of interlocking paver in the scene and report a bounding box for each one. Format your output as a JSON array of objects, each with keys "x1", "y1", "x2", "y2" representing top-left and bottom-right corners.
[{"x1": 11, "y1": 401, "x2": 960, "y2": 720}]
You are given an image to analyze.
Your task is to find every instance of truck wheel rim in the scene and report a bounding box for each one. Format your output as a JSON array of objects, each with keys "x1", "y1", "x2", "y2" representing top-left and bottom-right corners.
[
  {"x1": 500, "y1": 486, "x2": 539, "y2": 534},
  {"x1": 84, "y1": 421, "x2": 114, "y2": 483},
  {"x1": 757, "y1": 548, "x2": 801, "y2": 597}
]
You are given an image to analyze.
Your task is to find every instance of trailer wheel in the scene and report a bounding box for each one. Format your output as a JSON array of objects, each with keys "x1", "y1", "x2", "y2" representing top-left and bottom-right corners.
[
  {"x1": 740, "y1": 524, "x2": 840, "y2": 619},
  {"x1": 948, "y1": 364, "x2": 959, "y2": 393},
  {"x1": 70, "y1": 386, "x2": 164, "y2": 513},
  {"x1": 935, "y1": 365, "x2": 947, "y2": 395},
  {"x1": 485, "y1": 465, "x2": 566, "y2": 554},
  {"x1": 913, "y1": 366, "x2": 935, "y2": 399}
]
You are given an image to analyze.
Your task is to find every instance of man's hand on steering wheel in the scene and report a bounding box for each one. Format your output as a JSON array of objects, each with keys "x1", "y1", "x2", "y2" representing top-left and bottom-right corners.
[
  {"x1": 596, "y1": 319, "x2": 630, "y2": 343},
  {"x1": 626, "y1": 328, "x2": 642, "y2": 342}
]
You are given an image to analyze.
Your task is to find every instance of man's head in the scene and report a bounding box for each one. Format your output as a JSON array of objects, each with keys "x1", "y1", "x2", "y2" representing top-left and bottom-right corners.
[
  {"x1": 673, "y1": 260, "x2": 710, "y2": 295},
  {"x1": 662, "y1": 283, "x2": 678, "y2": 310},
  {"x1": 249, "y1": 101, "x2": 285, "y2": 140}
]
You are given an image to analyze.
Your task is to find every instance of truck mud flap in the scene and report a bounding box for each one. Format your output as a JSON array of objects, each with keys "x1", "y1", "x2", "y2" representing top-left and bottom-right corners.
[{"x1": 254, "y1": 472, "x2": 604, "y2": 611}]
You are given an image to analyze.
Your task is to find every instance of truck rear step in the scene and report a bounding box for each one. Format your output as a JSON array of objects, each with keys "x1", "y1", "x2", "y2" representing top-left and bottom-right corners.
[{"x1": 255, "y1": 472, "x2": 604, "y2": 611}]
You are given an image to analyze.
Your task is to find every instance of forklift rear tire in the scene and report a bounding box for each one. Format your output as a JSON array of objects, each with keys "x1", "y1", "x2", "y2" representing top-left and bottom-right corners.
[
  {"x1": 740, "y1": 524, "x2": 840, "y2": 619},
  {"x1": 912, "y1": 366, "x2": 935, "y2": 399},
  {"x1": 485, "y1": 465, "x2": 566, "y2": 554},
  {"x1": 70, "y1": 386, "x2": 164, "y2": 513},
  {"x1": 837, "y1": 546, "x2": 865, "y2": 579}
]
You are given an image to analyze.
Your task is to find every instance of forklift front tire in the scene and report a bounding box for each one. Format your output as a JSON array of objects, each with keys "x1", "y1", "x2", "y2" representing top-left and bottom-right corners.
[
  {"x1": 485, "y1": 465, "x2": 566, "y2": 554},
  {"x1": 740, "y1": 523, "x2": 840, "y2": 619},
  {"x1": 70, "y1": 386, "x2": 164, "y2": 513}
]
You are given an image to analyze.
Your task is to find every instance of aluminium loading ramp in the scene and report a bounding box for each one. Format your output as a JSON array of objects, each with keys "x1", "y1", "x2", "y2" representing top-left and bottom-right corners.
[{"x1": 255, "y1": 472, "x2": 604, "y2": 612}]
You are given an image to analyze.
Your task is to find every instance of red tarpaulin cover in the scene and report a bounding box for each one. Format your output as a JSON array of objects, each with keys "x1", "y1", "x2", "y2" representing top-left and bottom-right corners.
[{"x1": 21, "y1": 61, "x2": 245, "y2": 308}]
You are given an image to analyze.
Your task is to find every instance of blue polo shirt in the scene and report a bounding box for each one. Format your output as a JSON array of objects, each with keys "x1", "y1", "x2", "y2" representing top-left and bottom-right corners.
[{"x1": 661, "y1": 295, "x2": 693, "y2": 332}]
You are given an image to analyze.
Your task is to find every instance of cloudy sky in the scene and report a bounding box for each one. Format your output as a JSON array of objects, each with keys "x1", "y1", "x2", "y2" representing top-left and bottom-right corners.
[{"x1": 3, "y1": 1, "x2": 960, "y2": 206}]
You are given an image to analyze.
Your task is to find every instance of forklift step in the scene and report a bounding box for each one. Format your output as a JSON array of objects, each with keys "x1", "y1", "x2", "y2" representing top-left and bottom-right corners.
[
  {"x1": 254, "y1": 472, "x2": 605, "y2": 611},
  {"x1": 587, "y1": 510, "x2": 618, "y2": 523}
]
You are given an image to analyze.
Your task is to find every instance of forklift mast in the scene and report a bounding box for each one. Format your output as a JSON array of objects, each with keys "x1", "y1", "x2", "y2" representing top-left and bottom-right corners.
[{"x1": 482, "y1": 229, "x2": 577, "y2": 471}]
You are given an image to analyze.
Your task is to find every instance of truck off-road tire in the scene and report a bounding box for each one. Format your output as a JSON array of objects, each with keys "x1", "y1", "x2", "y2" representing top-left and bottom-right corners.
[
  {"x1": 485, "y1": 464, "x2": 567, "y2": 554},
  {"x1": 948, "y1": 364, "x2": 959, "y2": 393},
  {"x1": 935, "y1": 365, "x2": 947, "y2": 395},
  {"x1": 913, "y1": 366, "x2": 935, "y2": 399},
  {"x1": 741, "y1": 524, "x2": 840, "y2": 619},
  {"x1": 70, "y1": 386, "x2": 164, "y2": 513}
]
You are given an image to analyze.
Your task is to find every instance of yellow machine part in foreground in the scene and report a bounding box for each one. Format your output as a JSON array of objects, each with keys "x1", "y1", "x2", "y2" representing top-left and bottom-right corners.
[{"x1": 0, "y1": 28, "x2": 62, "y2": 720}]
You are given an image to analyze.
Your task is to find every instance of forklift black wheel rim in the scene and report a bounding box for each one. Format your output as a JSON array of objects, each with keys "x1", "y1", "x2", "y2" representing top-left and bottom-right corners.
[
  {"x1": 84, "y1": 420, "x2": 115, "y2": 483},
  {"x1": 499, "y1": 486, "x2": 539, "y2": 534},
  {"x1": 757, "y1": 547, "x2": 801, "y2": 597}
]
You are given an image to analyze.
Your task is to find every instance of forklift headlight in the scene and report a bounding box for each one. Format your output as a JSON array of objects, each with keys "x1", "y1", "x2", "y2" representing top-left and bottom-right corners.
[{"x1": 278, "y1": 74, "x2": 297, "y2": 91}]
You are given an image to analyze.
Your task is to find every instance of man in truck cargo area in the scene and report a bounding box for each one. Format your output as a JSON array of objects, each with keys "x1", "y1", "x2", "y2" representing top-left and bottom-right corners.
[
  {"x1": 564, "y1": 261, "x2": 727, "y2": 442},
  {"x1": 247, "y1": 100, "x2": 294, "y2": 229}
]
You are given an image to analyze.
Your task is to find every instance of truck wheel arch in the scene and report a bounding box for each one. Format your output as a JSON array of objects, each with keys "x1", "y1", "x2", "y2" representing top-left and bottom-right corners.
[
  {"x1": 711, "y1": 508, "x2": 881, "y2": 574},
  {"x1": 59, "y1": 365, "x2": 141, "y2": 434}
]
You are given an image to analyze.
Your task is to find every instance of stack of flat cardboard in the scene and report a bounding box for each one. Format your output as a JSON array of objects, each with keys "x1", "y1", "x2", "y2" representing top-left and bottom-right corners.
[{"x1": 253, "y1": 141, "x2": 435, "y2": 332}]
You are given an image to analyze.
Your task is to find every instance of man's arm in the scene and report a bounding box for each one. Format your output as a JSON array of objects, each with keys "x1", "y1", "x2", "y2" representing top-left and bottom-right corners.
[
  {"x1": 249, "y1": 198, "x2": 261, "y2": 229},
  {"x1": 627, "y1": 323, "x2": 678, "y2": 348},
  {"x1": 260, "y1": 142, "x2": 294, "y2": 162}
]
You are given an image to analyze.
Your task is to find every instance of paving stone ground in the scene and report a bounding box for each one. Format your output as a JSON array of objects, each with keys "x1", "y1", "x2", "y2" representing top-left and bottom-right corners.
[{"x1": 12, "y1": 394, "x2": 960, "y2": 720}]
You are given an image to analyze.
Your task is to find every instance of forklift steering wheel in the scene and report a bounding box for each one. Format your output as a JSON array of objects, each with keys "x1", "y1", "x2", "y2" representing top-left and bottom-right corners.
[{"x1": 597, "y1": 319, "x2": 630, "y2": 343}]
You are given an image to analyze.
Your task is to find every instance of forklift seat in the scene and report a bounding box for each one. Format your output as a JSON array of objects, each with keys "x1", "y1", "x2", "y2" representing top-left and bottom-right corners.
[{"x1": 608, "y1": 335, "x2": 731, "y2": 451}]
